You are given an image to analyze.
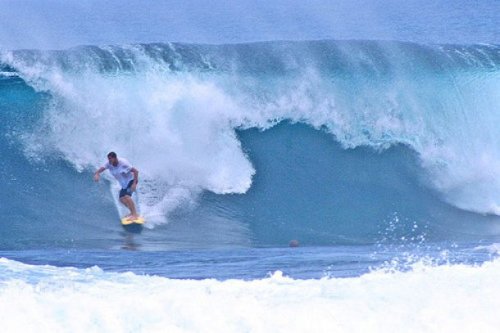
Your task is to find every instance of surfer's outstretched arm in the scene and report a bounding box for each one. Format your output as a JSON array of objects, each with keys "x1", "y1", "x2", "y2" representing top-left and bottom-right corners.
[{"x1": 94, "y1": 167, "x2": 106, "y2": 182}]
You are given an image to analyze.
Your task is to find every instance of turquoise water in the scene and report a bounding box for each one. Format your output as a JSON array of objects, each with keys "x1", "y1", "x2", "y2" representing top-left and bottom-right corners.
[{"x1": 1, "y1": 1, "x2": 500, "y2": 331}]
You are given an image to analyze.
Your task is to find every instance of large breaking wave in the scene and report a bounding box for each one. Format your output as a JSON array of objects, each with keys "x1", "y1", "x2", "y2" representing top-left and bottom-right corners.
[{"x1": 1, "y1": 40, "x2": 500, "y2": 248}]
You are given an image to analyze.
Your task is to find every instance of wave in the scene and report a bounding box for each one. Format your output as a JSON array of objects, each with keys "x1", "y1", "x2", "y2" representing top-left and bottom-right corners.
[
  {"x1": 1, "y1": 40, "x2": 500, "y2": 247},
  {"x1": 1, "y1": 256, "x2": 500, "y2": 332}
]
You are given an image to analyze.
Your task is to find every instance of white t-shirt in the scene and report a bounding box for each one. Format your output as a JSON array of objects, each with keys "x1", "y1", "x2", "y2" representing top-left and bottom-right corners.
[{"x1": 104, "y1": 158, "x2": 134, "y2": 189}]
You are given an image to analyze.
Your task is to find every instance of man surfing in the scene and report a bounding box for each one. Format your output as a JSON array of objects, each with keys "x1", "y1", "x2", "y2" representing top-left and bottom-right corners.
[{"x1": 94, "y1": 152, "x2": 139, "y2": 221}]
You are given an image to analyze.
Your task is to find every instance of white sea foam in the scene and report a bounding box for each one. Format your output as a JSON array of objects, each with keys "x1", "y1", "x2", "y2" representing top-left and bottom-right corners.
[
  {"x1": 0, "y1": 71, "x2": 19, "y2": 77},
  {"x1": 474, "y1": 243, "x2": 500, "y2": 255},
  {"x1": 0, "y1": 257, "x2": 499, "y2": 333}
]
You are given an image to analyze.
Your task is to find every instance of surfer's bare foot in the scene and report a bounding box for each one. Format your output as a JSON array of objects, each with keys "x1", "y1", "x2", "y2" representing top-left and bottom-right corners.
[{"x1": 127, "y1": 214, "x2": 139, "y2": 221}]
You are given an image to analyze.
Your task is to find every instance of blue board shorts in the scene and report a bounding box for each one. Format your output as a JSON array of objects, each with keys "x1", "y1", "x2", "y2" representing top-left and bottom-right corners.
[{"x1": 119, "y1": 180, "x2": 134, "y2": 198}]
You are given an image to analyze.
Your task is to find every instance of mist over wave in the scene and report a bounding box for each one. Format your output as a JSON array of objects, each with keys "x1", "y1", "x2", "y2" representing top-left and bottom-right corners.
[{"x1": 1, "y1": 40, "x2": 500, "y2": 245}]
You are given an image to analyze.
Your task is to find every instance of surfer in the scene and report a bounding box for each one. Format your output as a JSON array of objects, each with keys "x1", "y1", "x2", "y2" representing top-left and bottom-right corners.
[{"x1": 94, "y1": 152, "x2": 139, "y2": 220}]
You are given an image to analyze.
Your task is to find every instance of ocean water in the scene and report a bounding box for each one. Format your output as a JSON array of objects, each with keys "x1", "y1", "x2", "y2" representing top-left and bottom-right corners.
[{"x1": 1, "y1": 0, "x2": 500, "y2": 332}]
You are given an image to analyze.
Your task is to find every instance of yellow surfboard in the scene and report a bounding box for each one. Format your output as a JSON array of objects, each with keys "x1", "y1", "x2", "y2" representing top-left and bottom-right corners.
[{"x1": 121, "y1": 216, "x2": 145, "y2": 226}]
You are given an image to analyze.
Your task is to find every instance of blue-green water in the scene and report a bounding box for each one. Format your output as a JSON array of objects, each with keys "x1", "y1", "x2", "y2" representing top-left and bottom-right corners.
[{"x1": 1, "y1": 1, "x2": 500, "y2": 331}]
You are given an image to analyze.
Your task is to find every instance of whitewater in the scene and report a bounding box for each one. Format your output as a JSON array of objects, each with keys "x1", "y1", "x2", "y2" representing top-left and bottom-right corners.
[
  {"x1": 2, "y1": 256, "x2": 500, "y2": 333},
  {"x1": 1, "y1": 0, "x2": 500, "y2": 332}
]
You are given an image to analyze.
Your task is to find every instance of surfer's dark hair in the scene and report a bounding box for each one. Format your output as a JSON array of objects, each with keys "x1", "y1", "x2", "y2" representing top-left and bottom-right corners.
[{"x1": 107, "y1": 152, "x2": 117, "y2": 158}]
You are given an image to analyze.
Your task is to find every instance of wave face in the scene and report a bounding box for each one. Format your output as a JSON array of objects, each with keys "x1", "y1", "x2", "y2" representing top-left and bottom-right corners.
[{"x1": 1, "y1": 40, "x2": 500, "y2": 248}]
